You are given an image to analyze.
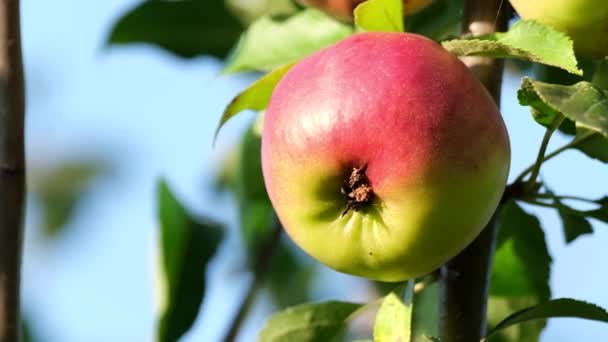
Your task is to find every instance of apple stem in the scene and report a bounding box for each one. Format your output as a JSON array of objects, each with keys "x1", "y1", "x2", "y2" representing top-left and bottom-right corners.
[
  {"x1": 438, "y1": 1, "x2": 511, "y2": 342},
  {"x1": 0, "y1": 1, "x2": 26, "y2": 341}
]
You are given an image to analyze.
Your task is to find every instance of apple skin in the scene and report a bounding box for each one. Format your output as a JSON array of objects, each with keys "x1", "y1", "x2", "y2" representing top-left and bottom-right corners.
[
  {"x1": 261, "y1": 32, "x2": 510, "y2": 282},
  {"x1": 298, "y1": 0, "x2": 431, "y2": 21},
  {"x1": 510, "y1": 0, "x2": 608, "y2": 57}
]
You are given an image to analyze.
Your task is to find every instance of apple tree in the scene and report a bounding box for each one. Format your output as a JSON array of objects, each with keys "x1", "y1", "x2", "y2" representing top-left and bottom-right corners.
[{"x1": 2, "y1": 0, "x2": 602, "y2": 341}]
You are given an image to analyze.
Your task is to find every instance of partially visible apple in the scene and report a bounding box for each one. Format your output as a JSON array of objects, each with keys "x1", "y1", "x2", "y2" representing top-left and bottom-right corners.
[
  {"x1": 262, "y1": 32, "x2": 510, "y2": 282},
  {"x1": 510, "y1": 0, "x2": 608, "y2": 57},
  {"x1": 298, "y1": 0, "x2": 432, "y2": 21}
]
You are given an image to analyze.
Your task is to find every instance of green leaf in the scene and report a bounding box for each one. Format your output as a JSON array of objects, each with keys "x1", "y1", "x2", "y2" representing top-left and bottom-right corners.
[
  {"x1": 234, "y1": 116, "x2": 273, "y2": 256},
  {"x1": 443, "y1": 20, "x2": 581, "y2": 75},
  {"x1": 31, "y1": 161, "x2": 107, "y2": 238},
  {"x1": 486, "y1": 298, "x2": 608, "y2": 340},
  {"x1": 354, "y1": 0, "x2": 404, "y2": 32},
  {"x1": 374, "y1": 281, "x2": 414, "y2": 342},
  {"x1": 156, "y1": 180, "x2": 224, "y2": 342},
  {"x1": 518, "y1": 78, "x2": 608, "y2": 135},
  {"x1": 574, "y1": 128, "x2": 608, "y2": 163},
  {"x1": 556, "y1": 201, "x2": 594, "y2": 243},
  {"x1": 215, "y1": 63, "x2": 293, "y2": 141},
  {"x1": 490, "y1": 201, "x2": 551, "y2": 301},
  {"x1": 487, "y1": 297, "x2": 546, "y2": 342},
  {"x1": 108, "y1": 0, "x2": 243, "y2": 59},
  {"x1": 258, "y1": 301, "x2": 364, "y2": 342},
  {"x1": 224, "y1": 117, "x2": 315, "y2": 308},
  {"x1": 404, "y1": 0, "x2": 464, "y2": 41},
  {"x1": 223, "y1": 9, "x2": 353, "y2": 74},
  {"x1": 486, "y1": 202, "x2": 552, "y2": 341}
]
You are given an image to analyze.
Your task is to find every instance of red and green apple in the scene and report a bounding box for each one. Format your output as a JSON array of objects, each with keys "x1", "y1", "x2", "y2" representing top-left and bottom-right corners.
[{"x1": 262, "y1": 32, "x2": 510, "y2": 282}]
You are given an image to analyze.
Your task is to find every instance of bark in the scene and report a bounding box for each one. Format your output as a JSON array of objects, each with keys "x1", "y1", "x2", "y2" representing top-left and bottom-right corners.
[
  {"x1": 439, "y1": 1, "x2": 510, "y2": 341},
  {"x1": 0, "y1": 1, "x2": 26, "y2": 341}
]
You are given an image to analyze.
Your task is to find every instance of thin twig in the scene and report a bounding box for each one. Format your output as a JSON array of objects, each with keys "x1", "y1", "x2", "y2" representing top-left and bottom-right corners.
[
  {"x1": 533, "y1": 193, "x2": 602, "y2": 205},
  {"x1": 0, "y1": 1, "x2": 26, "y2": 341},
  {"x1": 514, "y1": 129, "x2": 596, "y2": 183},
  {"x1": 523, "y1": 117, "x2": 565, "y2": 189},
  {"x1": 520, "y1": 199, "x2": 557, "y2": 209},
  {"x1": 222, "y1": 221, "x2": 283, "y2": 342}
]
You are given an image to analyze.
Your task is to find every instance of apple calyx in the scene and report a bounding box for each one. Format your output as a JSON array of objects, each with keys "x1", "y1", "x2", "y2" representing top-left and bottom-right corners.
[{"x1": 340, "y1": 165, "x2": 374, "y2": 215}]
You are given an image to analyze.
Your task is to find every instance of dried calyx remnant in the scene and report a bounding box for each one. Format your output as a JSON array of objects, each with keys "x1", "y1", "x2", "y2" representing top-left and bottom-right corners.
[{"x1": 341, "y1": 165, "x2": 374, "y2": 215}]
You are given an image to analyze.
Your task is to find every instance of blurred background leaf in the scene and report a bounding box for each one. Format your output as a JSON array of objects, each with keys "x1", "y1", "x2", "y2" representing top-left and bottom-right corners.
[
  {"x1": 156, "y1": 180, "x2": 224, "y2": 342},
  {"x1": 108, "y1": 0, "x2": 244, "y2": 59},
  {"x1": 215, "y1": 116, "x2": 314, "y2": 309},
  {"x1": 21, "y1": 315, "x2": 38, "y2": 342},
  {"x1": 29, "y1": 160, "x2": 109, "y2": 239}
]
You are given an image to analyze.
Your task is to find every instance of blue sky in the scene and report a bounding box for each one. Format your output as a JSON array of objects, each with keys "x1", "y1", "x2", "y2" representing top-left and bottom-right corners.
[{"x1": 18, "y1": 0, "x2": 608, "y2": 341}]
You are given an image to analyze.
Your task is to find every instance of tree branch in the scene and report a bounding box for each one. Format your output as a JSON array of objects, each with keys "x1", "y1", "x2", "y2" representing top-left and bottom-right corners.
[
  {"x1": 0, "y1": 0, "x2": 26, "y2": 341},
  {"x1": 439, "y1": 1, "x2": 510, "y2": 341}
]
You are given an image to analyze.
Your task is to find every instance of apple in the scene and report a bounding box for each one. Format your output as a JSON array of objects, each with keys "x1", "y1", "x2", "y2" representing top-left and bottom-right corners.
[
  {"x1": 298, "y1": 0, "x2": 431, "y2": 21},
  {"x1": 510, "y1": 0, "x2": 608, "y2": 57},
  {"x1": 261, "y1": 32, "x2": 510, "y2": 282}
]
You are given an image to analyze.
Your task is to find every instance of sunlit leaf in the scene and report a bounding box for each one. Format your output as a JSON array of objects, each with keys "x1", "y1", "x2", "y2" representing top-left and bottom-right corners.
[
  {"x1": 258, "y1": 301, "x2": 364, "y2": 342},
  {"x1": 215, "y1": 64, "x2": 293, "y2": 141},
  {"x1": 223, "y1": 9, "x2": 353, "y2": 74},
  {"x1": 354, "y1": 0, "x2": 404, "y2": 32},
  {"x1": 443, "y1": 20, "x2": 581, "y2": 75},
  {"x1": 374, "y1": 281, "x2": 414, "y2": 342}
]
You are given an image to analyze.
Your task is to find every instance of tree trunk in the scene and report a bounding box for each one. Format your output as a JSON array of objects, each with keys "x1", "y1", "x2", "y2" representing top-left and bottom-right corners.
[
  {"x1": 439, "y1": 1, "x2": 510, "y2": 341},
  {"x1": 0, "y1": 0, "x2": 26, "y2": 341}
]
